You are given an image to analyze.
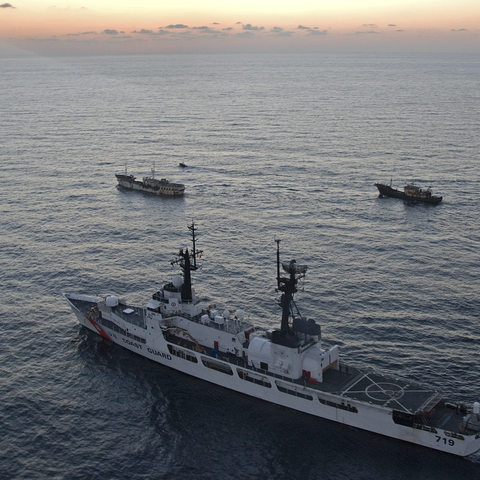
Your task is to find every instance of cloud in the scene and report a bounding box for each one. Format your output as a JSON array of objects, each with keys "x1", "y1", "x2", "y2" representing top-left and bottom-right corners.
[
  {"x1": 103, "y1": 29, "x2": 119, "y2": 35},
  {"x1": 270, "y1": 27, "x2": 294, "y2": 37},
  {"x1": 165, "y1": 24, "x2": 188, "y2": 29},
  {"x1": 131, "y1": 29, "x2": 153, "y2": 34},
  {"x1": 192, "y1": 26, "x2": 217, "y2": 33},
  {"x1": 354, "y1": 30, "x2": 378, "y2": 34},
  {"x1": 0, "y1": 2, "x2": 15, "y2": 7},
  {"x1": 60, "y1": 32, "x2": 97, "y2": 38},
  {"x1": 27, "y1": 37, "x2": 60, "y2": 42},
  {"x1": 451, "y1": 28, "x2": 467, "y2": 32},
  {"x1": 388, "y1": 24, "x2": 396, "y2": 27},
  {"x1": 243, "y1": 24, "x2": 264, "y2": 31},
  {"x1": 298, "y1": 25, "x2": 327, "y2": 35},
  {"x1": 363, "y1": 24, "x2": 377, "y2": 27},
  {"x1": 236, "y1": 31, "x2": 257, "y2": 38},
  {"x1": 307, "y1": 29, "x2": 327, "y2": 36},
  {"x1": 222, "y1": 27, "x2": 233, "y2": 31}
]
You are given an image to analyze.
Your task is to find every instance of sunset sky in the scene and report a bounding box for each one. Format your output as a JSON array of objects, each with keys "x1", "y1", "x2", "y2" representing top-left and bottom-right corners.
[{"x1": 1, "y1": 0, "x2": 479, "y2": 55}]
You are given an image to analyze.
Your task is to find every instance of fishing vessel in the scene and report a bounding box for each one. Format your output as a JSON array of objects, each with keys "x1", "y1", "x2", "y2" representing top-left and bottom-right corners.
[
  {"x1": 375, "y1": 182, "x2": 442, "y2": 204},
  {"x1": 63, "y1": 223, "x2": 480, "y2": 457},
  {"x1": 116, "y1": 164, "x2": 185, "y2": 196}
]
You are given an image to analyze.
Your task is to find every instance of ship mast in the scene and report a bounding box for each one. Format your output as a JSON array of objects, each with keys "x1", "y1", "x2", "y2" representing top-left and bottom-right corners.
[
  {"x1": 171, "y1": 222, "x2": 203, "y2": 302},
  {"x1": 273, "y1": 240, "x2": 308, "y2": 347}
]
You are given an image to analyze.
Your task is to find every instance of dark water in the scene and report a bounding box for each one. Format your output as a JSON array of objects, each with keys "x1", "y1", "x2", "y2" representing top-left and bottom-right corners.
[{"x1": 1, "y1": 53, "x2": 480, "y2": 479}]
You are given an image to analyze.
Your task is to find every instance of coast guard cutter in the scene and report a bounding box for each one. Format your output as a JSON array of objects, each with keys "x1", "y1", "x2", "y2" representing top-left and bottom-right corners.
[{"x1": 64, "y1": 223, "x2": 480, "y2": 457}]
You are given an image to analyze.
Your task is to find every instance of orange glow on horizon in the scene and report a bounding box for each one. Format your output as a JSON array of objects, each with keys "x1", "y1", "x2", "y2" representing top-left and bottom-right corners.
[{"x1": 1, "y1": 0, "x2": 479, "y2": 54}]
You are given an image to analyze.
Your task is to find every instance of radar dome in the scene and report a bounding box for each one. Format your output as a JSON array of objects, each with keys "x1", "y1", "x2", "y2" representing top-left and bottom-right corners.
[
  {"x1": 106, "y1": 296, "x2": 119, "y2": 307},
  {"x1": 172, "y1": 275, "x2": 183, "y2": 288},
  {"x1": 237, "y1": 310, "x2": 244, "y2": 320}
]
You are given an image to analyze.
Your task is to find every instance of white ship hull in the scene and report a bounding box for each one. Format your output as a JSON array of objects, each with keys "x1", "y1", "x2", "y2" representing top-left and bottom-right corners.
[
  {"x1": 63, "y1": 224, "x2": 480, "y2": 458},
  {"x1": 64, "y1": 293, "x2": 480, "y2": 458}
]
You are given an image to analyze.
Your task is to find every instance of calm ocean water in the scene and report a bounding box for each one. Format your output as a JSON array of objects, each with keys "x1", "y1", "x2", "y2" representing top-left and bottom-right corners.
[{"x1": 1, "y1": 52, "x2": 480, "y2": 479}]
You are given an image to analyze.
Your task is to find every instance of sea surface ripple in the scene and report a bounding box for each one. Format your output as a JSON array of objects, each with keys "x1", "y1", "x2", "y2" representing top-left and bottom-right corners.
[{"x1": 1, "y1": 53, "x2": 480, "y2": 479}]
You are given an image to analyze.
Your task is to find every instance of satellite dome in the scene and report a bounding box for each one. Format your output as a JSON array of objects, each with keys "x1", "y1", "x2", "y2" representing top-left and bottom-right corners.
[
  {"x1": 106, "y1": 296, "x2": 119, "y2": 307},
  {"x1": 172, "y1": 275, "x2": 183, "y2": 288}
]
